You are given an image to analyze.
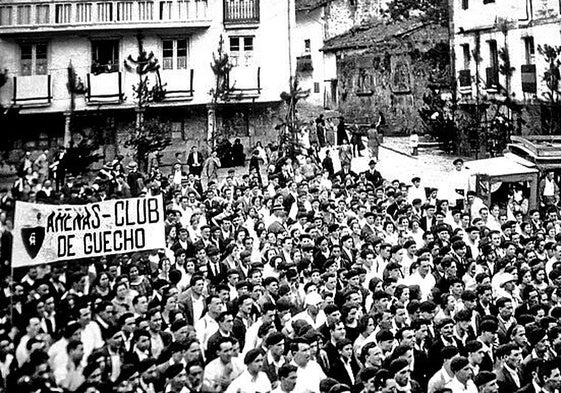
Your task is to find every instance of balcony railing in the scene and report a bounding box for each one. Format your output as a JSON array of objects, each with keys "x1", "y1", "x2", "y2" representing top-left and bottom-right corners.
[
  {"x1": 227, "y1": 66, "x2": 261, "y2": 98},
  {"x1": 86, "y1": 71, "x2": 123, "y2": 104},
  {"x1": 224, "y1": 0, "x2": 259, "y2": 24},
  {"x1": 13, "y1": 74, "x2": 52, "y2": 106},
  {"x1": 160, "y1": 69, "x2": 194, "y2": 100},
  {"x1": 485, "y1": 67, "x2": 499, "y2": 90},
  {"x1": 458, "y1": 69, "x2": 472, "y2": 93},
  {"x1": 0, "y1": 0, "x2": 209, "y2": 33},
  {"x1": 521, "y1": 64, "x2": 537, "y2": 94}
]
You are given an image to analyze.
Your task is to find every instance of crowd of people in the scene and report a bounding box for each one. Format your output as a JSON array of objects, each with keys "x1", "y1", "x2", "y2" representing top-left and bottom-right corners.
[{"x1": 1, "y1": 129, "x2": 561, "y2": 393}]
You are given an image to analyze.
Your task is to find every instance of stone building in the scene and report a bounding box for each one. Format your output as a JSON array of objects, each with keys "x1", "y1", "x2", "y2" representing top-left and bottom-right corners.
[
  {"x1": 321, "y1": 19, "x2": 449, "y2": 132},
  {"x1": 0, "y1": 0, "x2": 296, "y2": 164},
  {"x1": 294, "y1": 0, "x2": 387, "y2": 107}
]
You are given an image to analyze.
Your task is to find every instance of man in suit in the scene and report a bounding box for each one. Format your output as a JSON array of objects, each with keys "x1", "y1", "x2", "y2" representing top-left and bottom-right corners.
[
  {"x1": 171, "y1": 227, "x2": 194, "y2": 258},
  {"x1": 262, "y1": 332, "x2": 287, "y2": 384},
  {"x1": 420, "y1": 204, "x2": 437, "y2": 232},
  {"x1": 178, "y1": 275, "x2": 206, "y2": 326},
  {"x1": 187, "y1": 146, "x2": 203, "y2": 177},
  {"x1": 206, "y1": 246, "x2": 227, "y2": 287},
  {"x1": 496, "y1": 343, "x2": 523, "y2": 393},
  {"x1": 124, "y1": 329, "x2": 151, "y2": 364},
  {"x1": 428, "y1": 318, "x2": 461, "y2": 376},
  {"x1": 340, "y1": 235, "x2": 356, "y2": 267},
  {"x1": 477, "y1": 320, "x2": 498, "y2": 373},
  {"x1": 517, "y1": 360, "x2": 558, "y2": 393}
]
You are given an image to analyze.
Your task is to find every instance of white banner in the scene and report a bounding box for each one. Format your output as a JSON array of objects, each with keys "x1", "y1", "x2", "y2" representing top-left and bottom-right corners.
[{"x1": 12, "y1": 195, "x2": 166, "y2": 268}]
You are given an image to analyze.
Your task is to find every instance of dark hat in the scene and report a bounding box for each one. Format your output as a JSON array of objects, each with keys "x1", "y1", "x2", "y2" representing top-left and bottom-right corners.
[
  {"x1": 265, "y1": 332, "x2": 285, "y2": 347},
  {"x1": 479, "y1": 320, "x2": 498, "y2": 334},
  {"x1": 165, "y1": 363, "x2": 184, "y2": 380},
  {"x1": 103, "y1": 324, "x2": 121, "y2": 340},
  {"x1": 389, "y1": 358, "x2": 409, "y2": 375},
  {"x1": 244, "y1": 348, "x2": 265, "y2": 365},
  {"x1": 170, "y1": 319, "x2": 188, "y2": 332},
  {"x1": 453, "y1": 158, "x2": 464, "y2": 165},
  {"x1": 207, "y1": 246, "x2": 220, "y2": 256},
  {"x1": 474, "y1": 371, "x2": 496, "y2": 388},
  {"x1": 118, "y1": 364, "x2": 139, "y2": 383},
  {"x1": 465, "y1": 340, "x2": 483, "y2": 354},
  {"x1": 376, "y1": 329, "x2": 394, "y2": 343},
  {"x1": 441, "y1": 345, "x2": 459, "y2": 360},
  {"x1": 436, "y1": 318, "x2": 454, "y2": 330},
  {"x1": 527, "y1": 326, "x2": 547, "y2": 346},
  {"x1": 450, "y1": 356, "x2": 470, "y2": 373},
  {"x1": 138, "y1": 358, "x2": 156, "y2": 374},
  {"x1": 369, "y1": 159, "x2": 377, "y2": 166}
]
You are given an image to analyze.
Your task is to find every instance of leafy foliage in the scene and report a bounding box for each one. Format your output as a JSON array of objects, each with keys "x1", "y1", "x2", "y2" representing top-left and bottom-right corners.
[
  {"x1": 418, "y1": 87, "x2": 457, "y2": 152},
  {"x1": 124, "y1": 119, "x2": 172, "y2": 171},
  {"x1": 385, "y1": 0, "x2": 448, "y2": 25},
  {"x1": 537, "y1": 44, "x2": 561, "y2": 104},
  {"x1": 278, "y1": 77, "x2": 310, "y2": 158},
  {"x1": 65, "y1": 133, "x2": 103, "y2": 176},
  {"x1": 209, "y1": 35, "x2": 234, "y2": 104},
  {"x1": 124, "y1": 34, "x2": 166, "y2": 110}
]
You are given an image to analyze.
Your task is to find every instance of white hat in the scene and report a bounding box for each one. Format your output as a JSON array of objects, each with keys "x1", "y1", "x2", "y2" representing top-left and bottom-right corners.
[{"x1": 305, "y1": 292, "x2": 323, "y2": 306}]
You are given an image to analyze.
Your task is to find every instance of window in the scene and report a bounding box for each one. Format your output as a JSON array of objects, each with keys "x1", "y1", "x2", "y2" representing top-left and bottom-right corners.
[
  {"x1": 314, "y1": 82, "x2": 320, "y2": 93},
  {"x1": 230, "y1": 36, "x2": 254, "y2": 66},
  {"x1": 138, "y1": 1, "x2": 153, "y2": 20},
  {"x1": 462, "y1": 44, "x2": 470, "y2": 70},
  {"x1": 357, "y1": 67, "x2": 374, "y2": 93},
  {"x1": 524, "y1": 36, "x2": 535, "y2": 64},
  {"x1": 17, "y1": 5, "x2": 31, "y2": 25},
  {"x1": 55, "y1": 4, "x2": 71, "y2": 23},
  {"x1": 92, "y1": 40, "x2": 119, "y2": 73},
  {"x1": 160, "y1": 1, "x2": 172, "y2": 19},
  {"x1": 0, "y1": 6, "x2": 13, "y2": 26},
  {"x1": 483, "y1": 0, "x2": 494, "y2": 3},
  {"x1": 36, "y1": 5, "x2": 50, "y2": 24},
  {"x1": 20, "y1": 43, "x2": 48, "y2": 76},
  {"x1": 488, "y1": 40, "x2": 498, "y2": 69},
  {"x1": 305, "y1": 39, "x2": 311, "y2": 53},
  {"x1": 76, "y1": 3, "x2": 92, "y2": 23},
  {"x1": 162, "y1": 39, "x2": 188, "y2": 70},
  {"x1": 461, "y1": 0, "x2": 468, "y2": 10},
  {"x1": 97, "y1": 2, "x2": 113, "y2": 22}
]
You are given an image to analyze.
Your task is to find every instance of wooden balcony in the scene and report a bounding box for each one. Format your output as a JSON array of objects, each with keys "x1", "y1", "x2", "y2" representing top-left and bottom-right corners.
[
  {"x1": 521, "y1": 64, "x2": 537, "y2": 94},
  {"x1": 86, "y1": 71, "x2": 123, "y2": 105},
  {"x1": 12, "y1": 74, "x2": 52, "y2": 107},
  {"x1": 226, "y1": 66, "x2": 261, "y2": 98},
  {"x1": 0, "y1": 0, "x2": 210, "y2": 35},
  {"x1": 223, "y1": 0, "x2": 259, "y2": 25},
  {"x1": 160, "y1": 69, "x2": 194, "y2": 101}
]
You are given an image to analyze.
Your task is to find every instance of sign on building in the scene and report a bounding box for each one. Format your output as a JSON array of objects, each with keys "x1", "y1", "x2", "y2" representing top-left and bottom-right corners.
[{"x1": 12, "y1": 195, "x2": 166, "y2": 268}]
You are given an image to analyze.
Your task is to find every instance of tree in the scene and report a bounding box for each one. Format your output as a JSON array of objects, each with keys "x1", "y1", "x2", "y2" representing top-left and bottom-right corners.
[
  {"x1": 537, "y1": 44, "x2": 561, "y2": 134},
  {"x1": 124, "y1": 119, "x2": 171, "y2": 172},
  {"x1": 124, "y1": 34, "x2": 166, "y2": 131},
  {"x1": 123, "y1": 35, "x2": 169, "y2": 170},
  {"x1": 208, "y1": 35, "x2": 234, "y2": 148},
  {"x1": 278, "y1": 76, "x2": 310, "y2": 158},
  {"x1": 385, "y1": 0, "x2": 448, "y2": 25}
]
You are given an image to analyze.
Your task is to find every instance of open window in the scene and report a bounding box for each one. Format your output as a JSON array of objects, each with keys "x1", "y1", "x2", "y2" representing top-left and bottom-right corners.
[{"x1": 91, "y1": 40, "x2": 119, "y2": 74}]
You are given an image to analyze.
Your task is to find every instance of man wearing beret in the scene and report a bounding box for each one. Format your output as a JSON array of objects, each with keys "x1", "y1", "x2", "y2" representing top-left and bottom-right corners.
[
  {"x1": 225, "y1": 348, "x2": 272, "y2": 393},
  {"x1": 477, "y1": 320, "x2": 498, "y2": 372},
  {"x1": 473, "y1": 371, "x2": 498, "y2": 393},
  {"x1": 446, "y1": 356, "x2": 477, "y2": 393},
  {"x1": 428, "y1": 346, "x2": 459, "y2": 393}
]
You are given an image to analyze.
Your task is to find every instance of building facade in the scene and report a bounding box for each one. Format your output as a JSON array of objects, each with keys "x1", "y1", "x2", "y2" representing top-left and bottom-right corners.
[
  {"x1": 0, "y1": 0, "x2": 295, "y2": 161},
  {"x1": 294, "y1": 0, "x2": 385, "y2": 108},
  {"x1": 451, "y1": 0, "x2": 561, "y2": 133}
]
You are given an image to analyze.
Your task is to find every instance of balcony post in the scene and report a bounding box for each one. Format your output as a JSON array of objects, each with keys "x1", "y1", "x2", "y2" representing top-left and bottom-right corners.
[{"x1": 64, "y1": 111, "x2": 72, "y2": 147}]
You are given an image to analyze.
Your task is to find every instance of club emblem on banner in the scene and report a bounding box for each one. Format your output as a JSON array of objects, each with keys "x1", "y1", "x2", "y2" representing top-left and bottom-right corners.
[{"x1": 21, "y1": 211, "x2": 45, "y2": 259}]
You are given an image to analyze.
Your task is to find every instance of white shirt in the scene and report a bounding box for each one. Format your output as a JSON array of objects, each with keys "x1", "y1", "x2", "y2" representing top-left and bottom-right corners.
[
  {"x1": 445, "y1": 377, "x2": 478, "y2": 393},
  {"x1": 203, "y1": 358, "x2": 244, "y2": 392},
  {"x1": 292, "y1": 360, "x2": 326, "y2": 393},
  {"x1": 195, "y1": 314, "x2": 219, "y2": 351},
  {"x1": 225, "y1": 370, "x2": 272, "y2": 393},
  {"x1": 80, "y1": 321, "x2": 104, "y2": 366},
  {"x1": 48, "y1": 337, "x2": 69, "y2": 384},
  {"x1": 405, "y1": 271, "x2": 435, "y2": 301},
  {"x1": 192, "y1": 294, "x2": 205, "y2": 322}
]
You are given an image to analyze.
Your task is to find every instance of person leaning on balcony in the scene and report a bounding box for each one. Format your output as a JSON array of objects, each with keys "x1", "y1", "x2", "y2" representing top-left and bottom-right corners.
[{"x1": 539, "y1": 170, "x2": 559, "y2": 207}]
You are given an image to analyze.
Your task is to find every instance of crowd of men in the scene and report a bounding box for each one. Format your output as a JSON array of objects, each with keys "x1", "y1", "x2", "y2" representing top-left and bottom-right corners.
[{"x1": 1, "y1": 139, "x2": 561, "y2": 393}]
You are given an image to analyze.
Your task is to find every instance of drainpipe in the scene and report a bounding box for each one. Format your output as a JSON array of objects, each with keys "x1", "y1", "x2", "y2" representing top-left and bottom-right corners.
[{"x1": 288, "y1": 0, "x2": 293, "y2": 78}]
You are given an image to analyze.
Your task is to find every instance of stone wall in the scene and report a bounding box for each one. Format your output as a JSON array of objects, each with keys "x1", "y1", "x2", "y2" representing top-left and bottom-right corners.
[{"x1": 324, "y1": 0, "x2": 384, "y2": 39}]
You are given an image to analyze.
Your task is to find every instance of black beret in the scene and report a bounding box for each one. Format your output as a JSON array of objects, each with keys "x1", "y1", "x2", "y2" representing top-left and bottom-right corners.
[
  {"x1": 376, "y1": 329, "x2": 394, "y2": 343},
  {"x1": 389, "y1": 358, "x2": 409, "y2": 375},
  {"x1": 450, "y1": 356, "x2": 469, "y2": 373},
  {"x1": 244, "y1": 348, "x2": 264, "y2": 365},
  {"x1": 474, "y1": 371, "x2": 496, "y2": 387},
  {"x1": 138, "y1": 358, "x2": 156, "y2": 373},
  {"x1": 170, "y1": 319, "x2": 188, "y2": 332},
  {"x1": 465, "y1": 340, "x2": 483, "y2": 354},
  {"x1": 265, "y1": 332, "x2": 285, "y2": 347},
  {"x1": 165, "y1": 363, "x2": 184, "y2": 379}
]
